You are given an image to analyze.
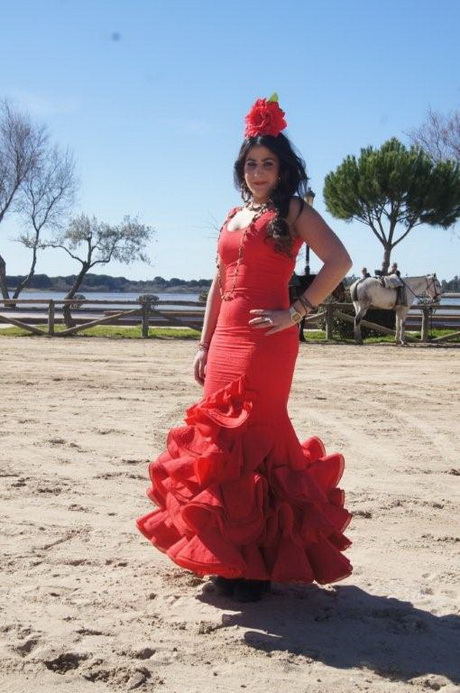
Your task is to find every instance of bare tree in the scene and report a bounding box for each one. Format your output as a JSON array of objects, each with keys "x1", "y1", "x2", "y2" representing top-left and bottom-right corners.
[
  {"x1": 0, "y1": 100, "x2": 48, "y2": 298},
  {"x1": 45, "y1": 214, "x2": 154, "y2": 325},
  {"x1": 407, "y1": 107, "x2": 460, "y2": 162},
  {"x1": 13, "y1": 146, "x2": 77, "y2": 298}
]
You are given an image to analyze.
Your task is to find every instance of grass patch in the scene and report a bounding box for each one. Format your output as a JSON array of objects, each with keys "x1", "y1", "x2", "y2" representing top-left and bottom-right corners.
[
  {"x1": 0, "y1": 326, "x2": 44, "y2": 337},
  {"x1": 349, "y1": 329, "x2": 459, "y2": 344},
  {"x1": 362, "y1": 334, "x2": 401, "y2": 344},
  {"x1": 302, "y1": 330, "x2": 327, "y2": 341},
  {"x1": 1, "y1": 324, "x2": 458, "y2": 343},
  {"x1": 79, "y1": 326, "x2": 200, "y2": 339},
  {"x1": 0, "y1": 325, "x2": 201, "y2": 339},
  {"x1": 306, "y1": 329, "x2": 460, "y2": 344},
  {"x1": 148, "y1": 327, "x2": 200, "y2": 340},
  {"x1": 415, "y1": 328, "x2": 460, "y2": 343}
]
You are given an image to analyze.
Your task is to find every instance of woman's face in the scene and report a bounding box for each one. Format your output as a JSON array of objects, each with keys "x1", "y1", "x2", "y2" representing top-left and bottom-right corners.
[{"x1": 243, "y1": 145, "x2": 280, "y2": 203}]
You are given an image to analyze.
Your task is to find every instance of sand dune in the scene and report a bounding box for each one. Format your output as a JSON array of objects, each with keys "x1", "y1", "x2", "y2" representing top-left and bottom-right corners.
[{"x1": 1, "y1": 338, "x2": 459, "y2": 692}]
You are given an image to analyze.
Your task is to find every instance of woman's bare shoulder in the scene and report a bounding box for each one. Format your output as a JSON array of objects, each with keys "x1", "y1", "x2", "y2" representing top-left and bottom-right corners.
[{"x1": 287, "y1": 196, "x2": 312, "y2": 230}]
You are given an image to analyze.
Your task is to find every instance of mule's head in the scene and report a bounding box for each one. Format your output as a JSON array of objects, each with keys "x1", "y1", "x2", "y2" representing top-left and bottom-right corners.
[{"x1": 426, "y1": 273, "x2": 442, "y2": 302}]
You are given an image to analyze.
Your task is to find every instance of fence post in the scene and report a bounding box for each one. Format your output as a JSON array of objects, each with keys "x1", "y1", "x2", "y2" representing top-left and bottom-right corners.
[
  {"x1": 325, "y1": 303, "x2": 334, "y2": 340},
  {"x1": 141, "y1": 300, "x2": 150, "y2": 338},
  {"x1": 421, "y1": 306, "x2": 430, "y2": 343},
  {"x1": 48, "y1": 300, "x2": 55, "y2": 337}
]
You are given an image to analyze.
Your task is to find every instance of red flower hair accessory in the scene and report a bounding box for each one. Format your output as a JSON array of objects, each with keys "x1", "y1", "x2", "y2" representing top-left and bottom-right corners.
[{"x1": 244, "y1": 93, "x2": 287, "y2": 138}]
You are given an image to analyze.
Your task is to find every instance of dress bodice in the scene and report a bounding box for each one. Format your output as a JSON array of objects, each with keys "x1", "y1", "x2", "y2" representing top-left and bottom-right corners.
[{"x1": 218, "y1": 208, "x2": 303, "y2": 310}]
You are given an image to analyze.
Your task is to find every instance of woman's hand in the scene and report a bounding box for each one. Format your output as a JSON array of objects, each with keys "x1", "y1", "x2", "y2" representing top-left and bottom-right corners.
[
  {"x1": 193, "y1": 348, "x2": 208, "y2": 386},
  {"x1": 249, "y1": 308, "x2": 295, "y2": 335}
]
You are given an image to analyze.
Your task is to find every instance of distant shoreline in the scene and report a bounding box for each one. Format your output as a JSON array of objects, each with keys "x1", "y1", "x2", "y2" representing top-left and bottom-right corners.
[
  {"x1": 5, "y1": 272, "x2": 213, "y2": 295},
  {"x1": 10, "y1": 286, "x2": 205, "y2": 295},
  {"x1": 6, "y1": 271, "x2": 460, "y2": 296}
]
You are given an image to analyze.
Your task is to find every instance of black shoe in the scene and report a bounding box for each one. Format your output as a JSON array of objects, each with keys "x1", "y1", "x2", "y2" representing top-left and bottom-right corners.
[
  {"x1": 213, "y1": 576, "x2": 241, "y2": 596},
  {"x1": 233, "y1": 579, "x2": 271, "y2": 603}
]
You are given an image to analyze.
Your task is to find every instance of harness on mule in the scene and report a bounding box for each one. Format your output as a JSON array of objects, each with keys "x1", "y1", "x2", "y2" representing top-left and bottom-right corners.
[
  {"x1": 380, "y1": 275, "x2": 406, "y2": 306},
  {"x1": 381, "y1": 275, "x2": 403, "y2": 290}
]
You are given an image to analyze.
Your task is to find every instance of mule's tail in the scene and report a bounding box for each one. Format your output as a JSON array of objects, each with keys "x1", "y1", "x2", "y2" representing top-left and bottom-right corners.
[{"x1": 350, "y1": 281, "x2": 360, "y2": 302}]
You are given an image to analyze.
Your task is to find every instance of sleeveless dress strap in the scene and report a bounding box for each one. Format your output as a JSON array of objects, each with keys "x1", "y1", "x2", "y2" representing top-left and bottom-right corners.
[{"x1": 222, "y1": 206, "x2": 241, "y2": 226}]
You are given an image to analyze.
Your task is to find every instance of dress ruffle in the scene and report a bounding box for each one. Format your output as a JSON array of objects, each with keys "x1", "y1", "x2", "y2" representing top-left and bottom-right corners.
[{"x1": 137, "y1": 376, "x2": 352, "y2": 584}]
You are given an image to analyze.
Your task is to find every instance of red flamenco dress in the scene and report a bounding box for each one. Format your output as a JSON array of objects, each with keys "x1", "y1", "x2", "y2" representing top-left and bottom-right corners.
[{"x1": 137, "y1": 208, "x2": 352, "y2": 584}]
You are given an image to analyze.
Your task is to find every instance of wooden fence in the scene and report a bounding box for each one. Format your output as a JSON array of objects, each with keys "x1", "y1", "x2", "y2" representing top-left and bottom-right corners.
[
  {"x1": 0, "y1": 298, "x2": 205, "y2": 337},
  {"x1": 0, "y1": 297, "x2": 459, "y2": 343}
]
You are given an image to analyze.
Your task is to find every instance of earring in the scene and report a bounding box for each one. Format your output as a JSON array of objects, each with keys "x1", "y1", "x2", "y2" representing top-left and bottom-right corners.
[{"x1": 241, "y1": 180, "x2": 251, "y2": 201}]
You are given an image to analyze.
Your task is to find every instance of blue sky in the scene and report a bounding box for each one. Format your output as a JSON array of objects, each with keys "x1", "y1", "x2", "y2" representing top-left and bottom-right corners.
[{"x1": 1, "y1": 0, "x2": 459, "y2": 282}]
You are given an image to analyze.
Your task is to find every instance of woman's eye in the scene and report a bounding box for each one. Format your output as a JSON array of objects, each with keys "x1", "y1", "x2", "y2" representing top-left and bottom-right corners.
[{"x1": 264, "y1": 161, "x2": 274, "y2": 168}]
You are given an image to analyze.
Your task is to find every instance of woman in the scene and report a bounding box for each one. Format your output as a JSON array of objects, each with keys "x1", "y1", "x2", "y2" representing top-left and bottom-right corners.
[{"x1": 137, "y1": 95, "x2": 353, "y2": 602}]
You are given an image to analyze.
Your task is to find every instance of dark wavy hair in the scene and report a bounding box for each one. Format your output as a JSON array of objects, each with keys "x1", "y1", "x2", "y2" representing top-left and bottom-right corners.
[{"x1": 233, "y1": 133, "x2": 309, "y2": 255}]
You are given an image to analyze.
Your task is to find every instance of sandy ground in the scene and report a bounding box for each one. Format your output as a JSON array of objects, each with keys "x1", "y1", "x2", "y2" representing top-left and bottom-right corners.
[{"x1": 1, "y1": 337, "x2": 459, "y2": 693}]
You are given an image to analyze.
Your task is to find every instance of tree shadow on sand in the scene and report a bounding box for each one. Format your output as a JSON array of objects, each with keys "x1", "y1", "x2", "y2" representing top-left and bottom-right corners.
[{"x1": 199, "y1": 584, "x2": 459, "y2": 684}]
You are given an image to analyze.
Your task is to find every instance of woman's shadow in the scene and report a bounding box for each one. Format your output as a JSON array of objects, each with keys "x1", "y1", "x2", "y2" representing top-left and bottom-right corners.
[{"x1": 200, "y1": 584, "x2": 459, "y2": 684}]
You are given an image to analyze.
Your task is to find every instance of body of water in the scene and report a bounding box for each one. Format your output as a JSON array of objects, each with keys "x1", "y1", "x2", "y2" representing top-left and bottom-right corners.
[
  {"x1": 3, "y1": 291, "x2": 203, "y2": 311},
  {"x1": 8, "y1": 290, "x2": 202, "y2": 303},
  {"x1": 7, "y1": 290, "x2": 459, "y2": 306}
]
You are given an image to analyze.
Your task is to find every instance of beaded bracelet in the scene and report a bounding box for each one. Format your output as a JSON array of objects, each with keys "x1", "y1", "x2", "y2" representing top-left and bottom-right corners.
[
  {"x1": 299, "y1": 295, "x2": 317, "y2": 313},
  {"x1": 198, "y1": 341, "x2": 210, "y2": 351}
]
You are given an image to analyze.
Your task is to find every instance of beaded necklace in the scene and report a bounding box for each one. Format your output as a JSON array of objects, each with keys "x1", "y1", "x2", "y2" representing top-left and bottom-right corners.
[{"x1": 217, "y1": 202, "x2": 273, "y2": 301}]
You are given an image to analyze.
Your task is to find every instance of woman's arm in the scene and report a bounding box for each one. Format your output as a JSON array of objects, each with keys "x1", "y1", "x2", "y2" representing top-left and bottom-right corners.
[
  {"x1": 193, "y1": 263, "x2": 224, "y2": 385},
  {"x1": 290, "y1": 199, "x2": 352, "y2": 311},
  {"x1": 249, "y1": 199, "x2": 352, "y2": 335}
]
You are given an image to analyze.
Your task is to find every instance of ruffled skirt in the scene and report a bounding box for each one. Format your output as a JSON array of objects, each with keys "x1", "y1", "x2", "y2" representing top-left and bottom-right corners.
[{"x1": 137, "y1": 376, "x2": 352, "y2": 584}]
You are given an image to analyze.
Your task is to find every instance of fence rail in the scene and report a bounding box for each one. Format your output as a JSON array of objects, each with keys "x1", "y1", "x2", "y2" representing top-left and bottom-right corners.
[
  {"x1": 0, "y1": 297, "x2": 458, "y2": 342},
  {"x1": 0, "y1": 298, "x2": 206, "y2": 337}
]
